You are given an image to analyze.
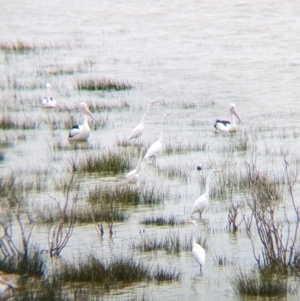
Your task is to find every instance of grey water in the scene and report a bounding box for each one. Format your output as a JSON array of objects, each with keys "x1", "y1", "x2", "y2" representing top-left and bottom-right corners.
[{"x1": 1, "y1": 0, "x2": 300, "y2": 300}]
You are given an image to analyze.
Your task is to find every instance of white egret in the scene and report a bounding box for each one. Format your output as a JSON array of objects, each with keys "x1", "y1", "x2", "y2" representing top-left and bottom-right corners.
[
  {"x1": 185, "y1": 220, "x2": 205, "y2": 274},
  {"x1": 214, "y1": 103, "x2": 243, "y2": 132},
  {"x1": 68, "y1": 102, "x2": 96, "y2": 141},
  {"x1": 41, "y1": 83, "x2": 57, "y2": 108},
  {"x1": 190, "y1": 169, "x2": 222, "y2": 219},
  {"x1": 126, "y1": 147, "x2": 146, "y2": 184},
  {"x1": 144, "y1": 112, "x2": 172, "y2": 163},
  {"x1": 128, "y1": 100, "x2": 160, "y2": 142}
]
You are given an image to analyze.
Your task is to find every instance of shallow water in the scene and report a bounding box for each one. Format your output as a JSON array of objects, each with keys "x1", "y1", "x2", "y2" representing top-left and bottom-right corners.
[{"x1": 1, "y1": 0, "x2": 300, "y2": 300}]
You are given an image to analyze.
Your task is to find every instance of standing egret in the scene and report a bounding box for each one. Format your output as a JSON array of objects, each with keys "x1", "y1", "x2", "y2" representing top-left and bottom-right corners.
[
  {"x1": 190, "y1": 169, "x2": 222, "y2": 219},
  {"x1": 126, "y1": 147, "x2": 146, "y2": 184},
  {"x1": 128, "y1": 100, "x2": 160, "y2": 142},
  {"x1": 41, "y1": 83, "x2": 57, "y2": 108},
  {"x1": 214, "y1": 103, "x2": 243, "y2": 132},
  {"x1": 68, "y1": 102, "x2": 96, "y2": 141},
  {"x1": 185, "y1": 220, "x2": 205, "y2": 274},
  {"x1": 144, "y1": 112, "x2": 172, "y2": 163}
]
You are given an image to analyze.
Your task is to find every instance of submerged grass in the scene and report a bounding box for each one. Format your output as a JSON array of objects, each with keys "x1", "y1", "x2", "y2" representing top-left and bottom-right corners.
[{"x1": 76, "y1": 77, "x2": 134, "y2": 91}]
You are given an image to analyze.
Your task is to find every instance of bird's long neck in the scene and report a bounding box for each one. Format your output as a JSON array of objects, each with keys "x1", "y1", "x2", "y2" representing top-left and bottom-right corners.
[
  {"x1": 136, "y1": 149, "x2": 144, "y2": 172},
  {"x1": 83, "y1": 114, "x2": 88, "y2": 126},
  {"x1": 159, "y1": 118, "x2": 165, "y2": 141},
  {"x1": 141, "y1": 103, "x2": 151, "y2": 124},
  {"x1": 47, "y1": 87, "x2": 51, "y2": 101},
  {"x1": 231, "y1": 111, "x2": 236, "y2": 127},
  {"x1": 204, "y1": 170, "x2": 215, "y2": 198}
]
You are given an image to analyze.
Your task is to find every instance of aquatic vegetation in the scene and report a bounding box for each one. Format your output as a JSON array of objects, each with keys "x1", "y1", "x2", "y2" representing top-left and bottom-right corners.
[
  {"x1": 212, "y1": 252, "x2": 232, "y2": 266},
  {"x1": 139, "y1": 214, "x2": 184, "y2": 226},
  {"x1": 59, "y1": 254, "x2": 150, "y2": 287},
  {"x1": 229, "y1": 266, "x2": 289, "y2": 297},
  {"x1": 0, "y1": 245, "x2": 46, "y2": 277},
  {"x1": 164, "y1": 140, "x2": 208, "y2": 154},
  {"x1": 75, "y1": 76, "x2": 134, "y2": 91},
  {"x1": 77, "y1": 149, "x2": 133, "y2": 174},
  {"x1": 152, "y1": 265, "x2": 182, "y2": 283}
]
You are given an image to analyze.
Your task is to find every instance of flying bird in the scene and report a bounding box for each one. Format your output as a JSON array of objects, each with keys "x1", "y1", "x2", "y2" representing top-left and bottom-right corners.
[
  {"x1": 126, "y1": 147, "x2": 146, "y2": 184},
  {"x1": 214, "y1": 103, "x2": 243, "y2": 132},
  {"x1": 41, "y1": 83, "x2": 57, "y2": 108},
  {"x1": 68, "y1": 102, "x2": 96, "y2": 141},
  {"x1": 128, "y1": 100, "x2": 160, "y2": 142},
  {"x1": 144, "y1": 112, "x2": 172, "y2": 163},
  {"x1": 190, "y1": 169, "x2": 222, "y2": 219},
  {"x1": 185, "y1": 220, "x2": 206, "y2": 274}
]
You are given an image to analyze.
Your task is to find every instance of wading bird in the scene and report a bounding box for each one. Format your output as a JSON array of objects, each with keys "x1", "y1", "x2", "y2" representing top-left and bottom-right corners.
[
  {"x1": 68, "y1": 102, "x2": 96, "y2": 141},
  {"x1": 214, "y1": 103, "x2": 243, "y2": 132},
  {"x1": 126, "y1": 147, "x2": 146, "y2": 184},
  {"x1": 185, "y1": 220, "x2": 205, "y2": 274},
  {"x1": 41, "y1": 83, "x2": 57, "y2": 108},
  {"x1": 190, "y1": 169, "x2": 222, "y2": 219},
  {"x1": 128, "y1": 100, "x2": 160, "y2": 142},
  {"x1": 144, "y1": 112, "x2": 172, "y2": 163}
]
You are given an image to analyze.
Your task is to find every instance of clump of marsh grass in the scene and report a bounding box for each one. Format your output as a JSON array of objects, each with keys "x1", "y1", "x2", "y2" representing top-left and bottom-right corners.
[
  {"x1": 75, "y1": 77, "x2": 134, "y2": 91},
  {"x1": 77, "y1": 149, "x2": 133, "y2": 174},
  {"x1": 0, "y1": 112, "x2": 41, "y2": 130},
  {"x1": 131, "y1": 231, "x2": 207, "y2": 254},
  {"x1": 212, "y1": 251, "x2": 232, "y2": 266},
  {"x1": 88, "y1": 182, "x2": 166, "y2": 206},
  {"x1": 156, "y1": 163, "x2": 191, "y2": 183},
  {"x1": 152, "y1": 265, "x2": 182, "y2": 283},
  {"x1": 164, "y1": 140, "x2": 208, "y2": 155},
  {"x1": 0, "y1": 39, "x2": 37, "y2": 52},
  {"x1": 139, "y1": 214, "x2": 184, "y2": 226},
  {"x1": 87, "y1": 185, "x2": 140, "y2": 206},
  {"x1": 59, "y1": 254, "x2": 151, "y2": 289},
  {"x1": 229, "y1": 266, "x2": 289, "y2": 297},
  {"x1": 0, "y1": 245, "x2": 46, "y2": 277},
  {"x1": 85, "y1": 99, "x2": 130, "y2": 112}
]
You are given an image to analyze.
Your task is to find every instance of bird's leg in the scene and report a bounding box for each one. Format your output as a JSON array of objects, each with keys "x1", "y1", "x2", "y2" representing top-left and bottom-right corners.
[
  {"x1": 200, "y1": 265, "x2": 202, "y2": 274},
  {"x1": 199, "y1": 212, "x2": 202, "y2": 219},
  {"x1": 152, "y1": 155, "x2": 157, "y2": 164}
]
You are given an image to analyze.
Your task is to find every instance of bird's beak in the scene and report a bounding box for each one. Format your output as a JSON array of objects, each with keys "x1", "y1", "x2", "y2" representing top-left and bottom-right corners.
[
  {"x1": 163, "y1": 112, "x2": 172, "y2": 118},
  {"x1": 150, "y1": 100, "x2": 160, "y2": 104},
  {"x1": 232, "y1": 107, "x2": 243, "y2": 124},
  {"x1": 215, "y1": 170, "x2": 222, "y2": 173},
  {"x1": 83, "y1": 107, "x2": 96, "y2": 121}
]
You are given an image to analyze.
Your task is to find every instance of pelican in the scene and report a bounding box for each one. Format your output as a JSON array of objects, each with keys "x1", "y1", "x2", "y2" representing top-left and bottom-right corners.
[
  {"x1": 214, "y1": 103, "x2": 243, "y2": 132},
  {"x1": 128, "y1": 100, "x2": 160, "y2": 142},
  {"x1": 41, "y1": 83, "x2": 57, "y2": 108},
  {"x1": 190, "y1": 169, "x2": 222, "y2": 219},
  {"x1": 0, "y1": 278, "x2": 17, "y2": 301},
  {"x1": 68, "y1": 102, "x2": 96, "y2": 141},
  {"x1": 126, "y1": 147, "x2": 146, "y2": 184},
  {"x1": 144, "y1": 112, "x2": 172, "y2": 163},
  {"x1": 185, "y1": 220, "x2": 206, "y2": 274}
]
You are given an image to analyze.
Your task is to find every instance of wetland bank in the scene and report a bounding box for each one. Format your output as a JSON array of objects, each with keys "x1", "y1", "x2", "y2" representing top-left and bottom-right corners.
[{"x1": 1, "y1": 0, "x2": 300, "y2": 300}]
